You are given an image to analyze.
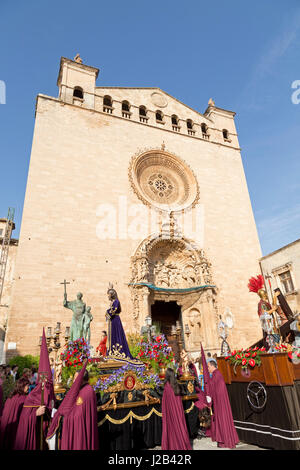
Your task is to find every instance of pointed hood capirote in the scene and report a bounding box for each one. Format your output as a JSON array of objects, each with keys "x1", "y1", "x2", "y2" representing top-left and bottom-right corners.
[
  {"x1": 46, "y1": 360, "x2": 88, "y2": 440},
  {"x1": 23, "y1": 328, "x2": 55, "y2": 408},
  {"x1": 201, "y1": 343, "x2": 211, "y2": 398},
  {"x1": 14, "y1": 328, "x2": 55, "y2": 450}
]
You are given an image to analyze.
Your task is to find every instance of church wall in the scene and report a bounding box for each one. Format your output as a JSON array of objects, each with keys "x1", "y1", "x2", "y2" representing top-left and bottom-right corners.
[{"x1": 5, "y1": 90, "x2": 262, "y2": 358}]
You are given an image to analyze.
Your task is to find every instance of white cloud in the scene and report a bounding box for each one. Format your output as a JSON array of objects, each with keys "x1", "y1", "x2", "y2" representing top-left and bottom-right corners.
[{"x1": 257, "y1": 203, "x2": 300, "y2": 254}]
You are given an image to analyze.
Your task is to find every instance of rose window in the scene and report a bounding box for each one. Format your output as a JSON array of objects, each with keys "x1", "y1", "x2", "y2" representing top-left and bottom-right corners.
[{"x1": 129, "y1": 150, "x2": 199, "y2": 211}]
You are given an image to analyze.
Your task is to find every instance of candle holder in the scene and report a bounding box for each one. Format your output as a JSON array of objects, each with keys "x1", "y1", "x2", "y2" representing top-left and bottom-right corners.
[
  {"x1": 184, "y1": 324, "x2": 191, "y2": 342},
  {"x1": 39, "y1": 323, "x2": 70, "y2": 394}
]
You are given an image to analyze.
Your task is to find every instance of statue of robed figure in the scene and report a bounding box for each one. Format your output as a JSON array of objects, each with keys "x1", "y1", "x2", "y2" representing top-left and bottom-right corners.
[
  {"x1": 106, "y1": 284, "x2": 133, "y2": 359},
  {"x1": 63, "y1": 290, "x2": 86, "y2": 342}
]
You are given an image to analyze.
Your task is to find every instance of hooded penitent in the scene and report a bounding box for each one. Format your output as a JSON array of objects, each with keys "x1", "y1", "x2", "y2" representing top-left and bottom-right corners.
[
  {"x1": 14, "y1": 328, "x2": 55, "y2": 450},
  {"x1": 195, "y1": 344, "x2": 211, "y2": 412},
  {"x1": 46, "y1": 360, "x2": 99, "y2": 450},
  {"x1": 209, "y1": 365, "x2": 239, "y2": 448},
  {"x1": 0, "y1": 378, "x2": 30, "y2": 450},
  {"x1": 161, "y1": 381, "x2": 192, "y2": 450}
]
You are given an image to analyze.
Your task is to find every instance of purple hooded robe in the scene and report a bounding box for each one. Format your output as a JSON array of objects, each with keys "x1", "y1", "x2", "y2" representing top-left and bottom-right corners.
[
  {"x1": 107, "y1": 298, "x2": 133, "y2": 359},
  {"x1": 0, "y1": 394, "x2": 27, "y2": 449},
  {"x1": 161, "y1": 382, "x2": 192, "y2": 451},
  {"x1": 210, "y1": 368, "x2": 239, "y2": 448},
  {"x1": 46, "y1": 361, "x2": 99, "y2": 450},
  {"x1": 14, "y1": 329, "x2": 55, "y2": 450}
]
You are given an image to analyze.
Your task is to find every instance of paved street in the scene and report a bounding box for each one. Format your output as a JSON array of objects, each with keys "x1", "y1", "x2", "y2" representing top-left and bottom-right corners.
[
  {"x1": 151, "y1": 437, "x2": 266, "y2": 451},
  {"x1": 192, "y1": 437, "x2": 266, "y2": 450}
]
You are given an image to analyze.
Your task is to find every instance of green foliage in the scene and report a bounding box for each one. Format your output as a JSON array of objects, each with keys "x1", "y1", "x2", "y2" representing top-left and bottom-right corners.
[
  {"x1": 8, "y1": 355, "x2": 40, "y2": 375},
  {"x1": 60, "y1": 361, "x2": 99, "y2": 389},
  {"x1": 127, "y1": 332, "x2": 142, "y2": 358},
  {"x1": 2, "y1": 375, "x2": 15, "y2": 402},
  {"x1": 86, "y1": 362, "x2": 100, "y2": 377}
]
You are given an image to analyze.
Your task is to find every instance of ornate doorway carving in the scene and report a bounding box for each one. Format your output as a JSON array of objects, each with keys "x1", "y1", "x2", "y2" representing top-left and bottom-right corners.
[{"x1": 129, "y1": 234, "x2": 219, "y2": 353}]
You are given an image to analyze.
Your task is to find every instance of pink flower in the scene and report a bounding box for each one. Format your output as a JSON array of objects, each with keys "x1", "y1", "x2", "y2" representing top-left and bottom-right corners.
[{"x1": 249, "y1": 359, "x2": 255, "y2": 367}]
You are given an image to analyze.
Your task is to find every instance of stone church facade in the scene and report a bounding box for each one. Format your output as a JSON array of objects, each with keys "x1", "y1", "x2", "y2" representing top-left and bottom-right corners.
[{"x1": 5, "y1": 56, "x2": 262, "y2": 359}]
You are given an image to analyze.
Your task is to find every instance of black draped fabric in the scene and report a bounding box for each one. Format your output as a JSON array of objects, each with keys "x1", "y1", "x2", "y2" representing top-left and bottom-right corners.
[
  {"x1": 227, "y1": 381, "x2": 300, "y2": 450},
  {"x1": 275, "y1": 288, "x2": 294, "y2": 321},
  {"x1": 97, "y1": 400, "x2": 198, "y2": 450}
]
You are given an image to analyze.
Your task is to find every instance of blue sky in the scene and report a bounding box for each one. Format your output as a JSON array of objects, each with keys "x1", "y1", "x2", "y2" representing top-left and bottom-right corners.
[{"x1": 0, "y1": 0, "x2": 299, "y2": 255}]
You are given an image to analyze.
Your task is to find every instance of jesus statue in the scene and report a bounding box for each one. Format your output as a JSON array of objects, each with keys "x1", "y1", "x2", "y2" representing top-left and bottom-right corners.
[{"x1": 106, "y1": 284, "x2": 132, "y2": 359}]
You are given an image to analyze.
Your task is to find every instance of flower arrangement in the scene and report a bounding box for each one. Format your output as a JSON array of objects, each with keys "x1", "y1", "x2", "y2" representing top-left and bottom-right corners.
[
  {"x1": 93, "y1": 363, "x2": 162, "y2": 394},
  {"x1": 60, "y1": 337, "x2": 91, "y2": 368},
  {"x1": 137, "y1": 334, "x2": 175, "y2": 373},
  {"x1": 225, "y1": 346, "x2": 266, "y2": 370},
  {"x1": 60, "y1": 337, "x2": 92, "y2": 386},
  {"x1": 287, "y1": 346, "x2": 300, "y2": 363}
]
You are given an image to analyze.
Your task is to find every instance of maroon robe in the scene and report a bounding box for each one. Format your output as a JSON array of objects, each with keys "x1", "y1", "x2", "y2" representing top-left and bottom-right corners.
[
  {"x1": 0, "y1": 394, "x2": 27, "y2": 449},
  {"x1": 0, "y1": 378, "x2": 3, "y2": 419},
  {"x1": 210, "y1": 369, "x2": 239, "y2": 448},
  {"x1": 195, "y1": 388, "x2": 209, "y2": 411},
  {"x1": 47, "y1": 360, "x2": 99, "y2": 450},
  {"x1": 58, "y1": 384, "x2": 99, "y2": 450},
  {"x1": 14, "y1": 328, "x2": 55, "y2": 450},
  {"x1": 161, "y1": 382, "x2": 192, "y2": 451}
]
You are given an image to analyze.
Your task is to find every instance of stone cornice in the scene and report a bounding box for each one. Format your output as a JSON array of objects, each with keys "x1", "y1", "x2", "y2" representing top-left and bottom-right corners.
[
  {"x1": 204, "y1": 105, "x2": 236, "y2": 118},
  {"x1": 35, "y1": 94, "x2": 242, "y2": 152}
]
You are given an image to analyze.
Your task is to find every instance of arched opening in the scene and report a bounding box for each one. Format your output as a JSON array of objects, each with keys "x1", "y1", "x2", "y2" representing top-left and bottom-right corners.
[
  {"x1": 103, "y1": 95, "x2": 113, "y2": 113},
  {"x1": 139, "y1": 105, "x2": 148, "y2": 123},
  {"x1": 151, "y1": 300, "x2": 183, "y2": 360},
  {"x1": 139, "y1": 105, "x2": 147, "y2": 116},
  {"x1": 122, "y1": 100, "x2": 131, "y2": 118},
  {"x1": 73, "y1": 86, "x2": 84, "y2": 99},
  {"x1": 187, "y1": 119, "x2": 195, "y2": 135},
  {"x1": 187, "y1": 119, "x2": 193, "y2": 129},
  {"x1": 122, "y1": 100, "x2": 130, "y2": 112},
  {"x1": 156, "y1": 110, "x2": 164, "y2": 122},
  {"x1": 222, "y1": 129, "x2": 230, "y2": 141},
  {"x1": 171, "y1": 115, "x2": 178, "y2": 125},
  {"x1": 171, "y1": 115, "x2": 180, "y2": 132},
  {"x1": 201, "y1": 123, "x2": 209, "y2": 140}
]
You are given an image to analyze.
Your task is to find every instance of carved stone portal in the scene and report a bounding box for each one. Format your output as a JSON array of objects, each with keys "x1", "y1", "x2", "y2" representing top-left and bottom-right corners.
[{"x1": 129, "y1": 235, "x2": 219, "y2": 352}]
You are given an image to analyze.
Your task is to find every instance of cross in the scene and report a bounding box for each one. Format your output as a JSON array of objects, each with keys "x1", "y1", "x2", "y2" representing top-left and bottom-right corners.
[
  {"x1": 60, "y1": 279, "x2": 70, "y2": 296},
  {"x1": 38, "y1": 371, "x2": 48, "y2": 386}
]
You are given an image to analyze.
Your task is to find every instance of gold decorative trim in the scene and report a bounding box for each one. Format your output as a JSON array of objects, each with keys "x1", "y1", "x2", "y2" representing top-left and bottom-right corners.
[
  {"x1": 98, "y1": 400, "x2": 195, "y2": 426},
  {"x1": 187, "y1": 381, "x2": 194, "y2": 394}
]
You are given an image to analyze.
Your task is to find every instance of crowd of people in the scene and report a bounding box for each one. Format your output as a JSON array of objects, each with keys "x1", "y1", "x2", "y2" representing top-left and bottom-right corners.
[
  {"x1": 0, "y1": 363, "x2": 39, "y2": 406},
  {"x1": 0, "y1": 330, "x2": 239, "y2": 451}
]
